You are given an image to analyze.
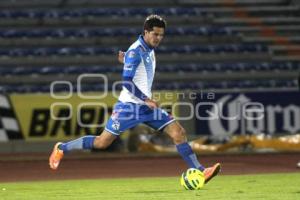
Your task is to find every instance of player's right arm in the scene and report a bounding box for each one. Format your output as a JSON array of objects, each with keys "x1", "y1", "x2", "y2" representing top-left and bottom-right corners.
[
  {"x1": 122, "y1": 49, "x2": 148, "y2": 101},
  {"x1": 122, "y1": 48, "x2": 158, "y2": 109}
]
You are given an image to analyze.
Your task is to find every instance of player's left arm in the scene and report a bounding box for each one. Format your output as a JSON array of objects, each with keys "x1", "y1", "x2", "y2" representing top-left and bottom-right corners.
[{"x1": 145, "y1": 98, "x2": 159, "y2": 109}]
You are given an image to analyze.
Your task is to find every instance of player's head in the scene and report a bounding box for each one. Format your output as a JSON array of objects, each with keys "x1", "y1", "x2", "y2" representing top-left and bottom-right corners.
[{"x1": 143, "y1": 14, "x2": 166, "y2": 48}]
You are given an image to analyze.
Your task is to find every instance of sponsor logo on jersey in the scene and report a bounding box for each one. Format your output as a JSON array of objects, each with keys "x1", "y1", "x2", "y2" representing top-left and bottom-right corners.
[
  {"x1": 112, "y1": 120, "x2": 120, "y2": 131},
  {"x1": 124, "y1": 64, "x2": 133, "y2": 71},
  {"x1": 128, "y1": 50, "x2": 135, "y2": 58}
]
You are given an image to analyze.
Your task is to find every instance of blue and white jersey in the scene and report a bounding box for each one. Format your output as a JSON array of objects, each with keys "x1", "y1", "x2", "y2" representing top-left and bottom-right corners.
[{"x1": 118, "y1": 35, "x2": 156, "y2": 104}]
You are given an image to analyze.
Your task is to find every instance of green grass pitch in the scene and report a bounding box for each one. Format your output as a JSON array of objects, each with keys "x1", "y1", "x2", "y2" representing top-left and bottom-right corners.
[{"x1": 1, "y1": 173, "x2": 300, "y2": 200}]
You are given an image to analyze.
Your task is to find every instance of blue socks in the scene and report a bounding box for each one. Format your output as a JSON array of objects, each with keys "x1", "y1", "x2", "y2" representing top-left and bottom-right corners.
[
  {"x1": 176, "y1": 142, "x2": 205, "y2": 171},
  {"x1": 58, "y1": 136, "x2": 96, "y2": 153},
  {"x1": 58, "y1": 137, "x2": 205, "y2": 171}
]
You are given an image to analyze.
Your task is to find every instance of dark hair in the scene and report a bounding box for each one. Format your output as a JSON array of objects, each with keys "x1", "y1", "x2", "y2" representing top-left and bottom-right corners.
[{"x1": 143, "y1": 14, "x2": 166, "y2": 33}]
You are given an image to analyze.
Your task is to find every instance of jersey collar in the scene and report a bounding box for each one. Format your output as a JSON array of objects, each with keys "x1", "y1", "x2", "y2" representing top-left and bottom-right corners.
[{"x1": 138, "y1": 35, "x2": 153, "y2": 51}]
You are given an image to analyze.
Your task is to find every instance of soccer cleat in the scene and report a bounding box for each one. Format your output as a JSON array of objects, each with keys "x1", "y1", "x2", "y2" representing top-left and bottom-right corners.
[
  {"x1": 49, "y1": 142, "x2": 64, "y2": 170},
  {"x1": 203, "y1": 163, "x2": 221, "y2": 184}
]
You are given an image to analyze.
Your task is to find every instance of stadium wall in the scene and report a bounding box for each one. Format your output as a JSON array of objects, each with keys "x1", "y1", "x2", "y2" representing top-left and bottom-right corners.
[
  {"x1": 0, "y1": 91, "x2": 179, "y2": 152},
  {"x1": 193, "y1": 90, "x2": 300, "y2": 137},
  {"x1": 1, "y1": 90, "x2": 300, "y2": 153}
]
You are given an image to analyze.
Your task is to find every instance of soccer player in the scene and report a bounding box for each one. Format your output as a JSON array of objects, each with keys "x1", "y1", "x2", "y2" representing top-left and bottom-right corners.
[{"x1": 49, "y1": 15, "x2": 220, "y2": 184}]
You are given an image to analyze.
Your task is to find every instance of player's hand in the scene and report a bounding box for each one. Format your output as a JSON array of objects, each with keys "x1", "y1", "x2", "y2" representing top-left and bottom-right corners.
[
  {"x1": 118, "y1": 51, "x2": 125, "y2": 64},
  {"x1": 145, "y1": 99, "x2": 159, "y2": 109}
]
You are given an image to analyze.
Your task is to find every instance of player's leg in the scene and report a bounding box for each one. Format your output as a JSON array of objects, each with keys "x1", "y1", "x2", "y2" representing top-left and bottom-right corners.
[
  {"x1": 145, "y1": 107, "x2": 221, "y2": 184},
  {"x1": 163, "y1": 121, "x2": 205, "y2": 171},
  {"x1": 49, "y1": 103, "x2": 120, "y2": 170},
  {"x1": 49, "y1": 101, "x2": 140, "y2": 170},
  {"x1": 49, "y1": 130, "x2": 116, "y2": 170},
  {"x1": 163, "y1": 121, "x2": 220, "y2": 183},
  {"x1": 59, "y1": 130, "x2": 117, "y2": 152},
  {"x1": 144, "y1": 109, "x2": 206, "y2": 171}
]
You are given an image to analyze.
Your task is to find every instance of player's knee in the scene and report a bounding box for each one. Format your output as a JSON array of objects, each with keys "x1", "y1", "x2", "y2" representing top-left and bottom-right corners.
[{"x1": 170, "y1": 126, "x2": 187, "y2": 144}]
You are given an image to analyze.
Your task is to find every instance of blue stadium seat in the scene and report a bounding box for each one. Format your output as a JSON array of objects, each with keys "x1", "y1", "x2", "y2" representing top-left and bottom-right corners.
[
  {"x1": 40, "y1": 66, "x2": 63, "y2": 75},
  {"x1": 0, "y1": 7, "x2": 208, "y2": 20},
  {"x1": 12, "y1": 67, "x2": 39, "y2": 75},
  {"x1": 0, "y1": 67, "x2": 13, "y2": 75},
  {"x1": 0, "y1": 61, "x2": 298, "y2": 78},
  {"x1": 0, "y1": 26, "x2": 236, "y2": 39}
]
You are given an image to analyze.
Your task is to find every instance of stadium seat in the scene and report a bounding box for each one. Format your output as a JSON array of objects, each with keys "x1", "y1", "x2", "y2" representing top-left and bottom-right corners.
[{"x1": 0, "y1": 1, "x2": 299, "y2": 94}]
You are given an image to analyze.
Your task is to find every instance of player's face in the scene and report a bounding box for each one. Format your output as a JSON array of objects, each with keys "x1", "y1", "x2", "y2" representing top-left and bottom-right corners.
[{"x1": 144, "y1": 27, "x2": 165, "y2": 48}]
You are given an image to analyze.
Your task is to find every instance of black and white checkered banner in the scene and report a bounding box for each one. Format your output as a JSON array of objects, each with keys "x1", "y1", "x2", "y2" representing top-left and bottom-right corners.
[{"x1": 0, "y1": 94, "x2": 23, "y2": 141}]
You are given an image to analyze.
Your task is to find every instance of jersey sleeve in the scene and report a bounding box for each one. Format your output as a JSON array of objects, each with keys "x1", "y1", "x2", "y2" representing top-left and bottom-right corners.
[
  {"x1": 122, "y1": 49, "x2": 141, "y2": 78},
  {"x1": 122, "y1": 48, "x2": 148, "y2": 101}
]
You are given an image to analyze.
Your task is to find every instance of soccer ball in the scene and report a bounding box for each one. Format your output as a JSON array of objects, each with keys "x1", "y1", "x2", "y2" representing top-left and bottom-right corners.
[{"x1": 180, "y1": 168, "x2": 205, "y2": 190}]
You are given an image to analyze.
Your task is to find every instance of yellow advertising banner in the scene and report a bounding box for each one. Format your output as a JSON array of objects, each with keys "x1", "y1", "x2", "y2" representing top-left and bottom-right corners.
[
  {"x1": 10, "y1": 91, "x2": 178, "y2": 141},
  {"x1": 10, "y1": 92, "x2": 117, "y2": 141}
]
